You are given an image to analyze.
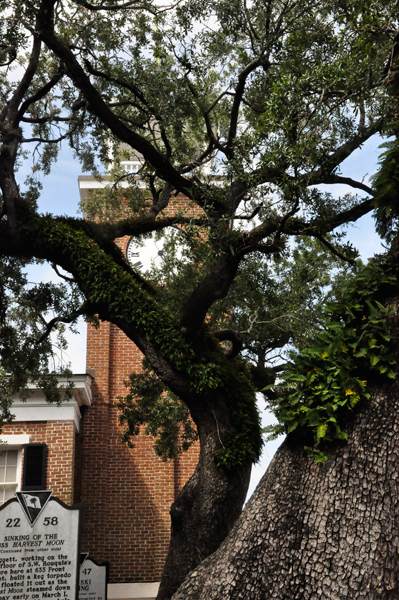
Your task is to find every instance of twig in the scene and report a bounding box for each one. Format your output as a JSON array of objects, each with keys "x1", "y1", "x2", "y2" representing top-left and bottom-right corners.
[{"x1": 51, "y1": 263, "x2": 75, "y2": 282}]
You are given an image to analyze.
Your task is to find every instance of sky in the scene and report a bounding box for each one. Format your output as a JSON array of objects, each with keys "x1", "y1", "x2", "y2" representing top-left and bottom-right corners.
[{"x1": 17, "y1": 132, "x2": 385, "y2": 501}]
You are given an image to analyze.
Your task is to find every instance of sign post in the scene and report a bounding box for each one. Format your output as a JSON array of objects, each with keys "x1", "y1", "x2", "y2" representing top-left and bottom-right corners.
[{"x1": 0, "y1": 492, "x2": 82, "y2": 600}]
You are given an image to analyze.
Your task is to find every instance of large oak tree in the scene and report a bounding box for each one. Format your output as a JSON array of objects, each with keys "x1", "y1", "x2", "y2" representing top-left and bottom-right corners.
[{"x1": 0, "y1": 0, "x2": 398, "y2": 597}]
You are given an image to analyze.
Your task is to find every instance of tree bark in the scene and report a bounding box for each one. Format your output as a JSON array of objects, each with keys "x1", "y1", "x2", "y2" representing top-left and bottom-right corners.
[
  {"x1": 157, "y1": 412, "x2": 251, "y2": 600},
  {"x1": 172, "y1": 380, "x2": 399, "y2": 599}
]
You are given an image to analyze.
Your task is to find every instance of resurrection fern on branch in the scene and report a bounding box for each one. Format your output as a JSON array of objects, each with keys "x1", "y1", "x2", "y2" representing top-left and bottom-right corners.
[{"x1": 266, "y1": 257, "x2": 399, "y2": 460}]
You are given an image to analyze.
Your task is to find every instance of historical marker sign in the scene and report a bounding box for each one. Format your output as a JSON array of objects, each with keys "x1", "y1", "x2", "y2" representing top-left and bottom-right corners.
[
  {"x1": 0, "y1": 492, "x2": 82, "y2": 600},
  {"x1": 79, "y1": 556, "x2": 108, "y2": 600}
]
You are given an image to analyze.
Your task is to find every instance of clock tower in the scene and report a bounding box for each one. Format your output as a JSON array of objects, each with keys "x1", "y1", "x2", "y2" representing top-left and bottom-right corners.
[{"x1": 76, "y1": 175, "x2": 199, "y2": 600}]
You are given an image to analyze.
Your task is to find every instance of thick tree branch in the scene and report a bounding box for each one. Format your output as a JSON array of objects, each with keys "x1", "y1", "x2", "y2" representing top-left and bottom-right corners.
[
  {"x1": 0, "y1": 45, "x2": 17, "y2": 67},
  {"x1": 74, "y1": 0, "x2": 183, "y2": 11},
  {"x1": 16, "y1": 68, "x2": 64, "y2": 124},
  {"x1": 248, "y1": 241, "x2": 282, "y2": 255},
  {"x1": 37, "y1": 304, "x2": 89, "y2": 344},
  {"x1": 322, "y1": 174, "x2": 376, "y2": 196},
  {"x1": 0, "y1": 36, "x2": 41, "y2": 122},
  {"x1": 63, "y1": 214, "x2": 205, "y2": 244},
  {"x1": 211, "y1": 329, "x2": 243, "y2": 359},
  {"x1": 20, "y1": 115, "x2": 71, "y2": 124},
  {"x1": 147, "y1": 183, "x2": 175, "y2": 219},
  {"x1": 35, "y1": 0, "x2": 194, "y2": 198},
  {"x1": 242, "y1": 217, "x2": 279, "y2": 247},
  {"x1": 0, "y1": 218, "x2": 196, "y2": 401},
  {"x1": 309, "y1": 120, "x2": 383, "y2": 183},
  {"x1": 179, "y1": 254, "x2": 241, "y2": 340},
  {"x1": 316, "y1": 196, "x2": 377, "y2": 233},
  {"x1": 234, "y1": 204, "x2": 263, "y2": 220},
  {"x1": 74, "y1": 0, "x2": 158, "y2": 13},
  {"x1": 241, "y1": 194, "x2": 376, "y2": 252},
  {"x1": 227, "y1": 57, "x2": 268, "y2": 156},
  {"x1": 250, "y1": 122, "x2": 382, "y2": 190},
  {"x1": 309, "y1": 232, "x2": 357, "y2": 265}
]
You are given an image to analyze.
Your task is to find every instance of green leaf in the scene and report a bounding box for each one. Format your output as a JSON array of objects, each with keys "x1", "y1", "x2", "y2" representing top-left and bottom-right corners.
[
  {"x1": 354, "y1": 348, "x2": 367, "y2": 358},
  {"x1": 370, "y1": 355, "x2": 380, "y2": 367},
  {"x1": 316, "y1": 423, "x2": 327, "y2": 439}
]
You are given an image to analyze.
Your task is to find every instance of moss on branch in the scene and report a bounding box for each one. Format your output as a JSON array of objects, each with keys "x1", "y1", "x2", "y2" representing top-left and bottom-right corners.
[{"x1": 30, "y1": 215, "x2": 263, "y2": 467}]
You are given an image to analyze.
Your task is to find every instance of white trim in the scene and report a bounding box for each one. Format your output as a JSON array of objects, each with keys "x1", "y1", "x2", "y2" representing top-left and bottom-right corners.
[
  {"x1": 11, "y1": 399, "x2": 82, "y2": 431},
  {"x1": 16, "y1": 447, "x2": 23, "y2": 493},
  {"x1": 77, "y1": 174, "x2": 225, "y2": 203},
  {"x1": 78, "y1": 176, "x2": 145, "y2": 200},
  {"x1": 9, "y1": 375, "x2": 93, "y2": 432},
  {"x1": 107, "y1": 583, "x2": 159, "y2": 599},
  {"x1": 23, "y1": 374, "x2": 93, "y2": 406},
  {"x1": 0, "y1": 435, "x2": 30, "y2": 447}
]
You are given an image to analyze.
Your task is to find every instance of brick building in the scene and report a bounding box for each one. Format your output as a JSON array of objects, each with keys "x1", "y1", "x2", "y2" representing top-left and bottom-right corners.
[{"x1": 2, "y1": 167, "x2": 199, "y2": 600}]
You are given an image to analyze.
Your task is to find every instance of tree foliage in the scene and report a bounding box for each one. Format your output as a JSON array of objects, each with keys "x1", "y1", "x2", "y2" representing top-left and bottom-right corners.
[
  {"x1": 119, "y1": 363, "x2": 199, "y2": 461},
  {"x1": 0, "y1": 0, "x2": 398, "y2": 595},
  {"x1": 0, "y1": 255, "x2": 80, "y2": 411},
  {"x1": 266, "y1": 256, "x2": 399, "y2": 461}
]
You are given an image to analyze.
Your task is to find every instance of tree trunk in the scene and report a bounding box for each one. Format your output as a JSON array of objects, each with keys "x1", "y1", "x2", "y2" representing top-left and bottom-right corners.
[
  {"x1": 172, "y1": 380, "x2": 399, "y2": 599},
  {"x1": 157, "y1": 418, "x2": 251, "y2": 600}
]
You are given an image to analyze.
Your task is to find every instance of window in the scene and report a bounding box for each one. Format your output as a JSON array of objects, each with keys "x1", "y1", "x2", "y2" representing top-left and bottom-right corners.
[
  {"x1": 22, "y1": 444, "x2": 47, "y2": 491},
  {"x1": 0, "y1": 436, "x2": 30, "y2": 505},
  {"x1": 0, "y1": 449, "x2": 19, "y2": 505}
]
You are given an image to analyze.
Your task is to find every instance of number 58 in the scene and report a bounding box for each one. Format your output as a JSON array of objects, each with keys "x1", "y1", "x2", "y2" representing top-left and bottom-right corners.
[{"x1": 43, "y1": 517, "x2": 58, "y2": 526}]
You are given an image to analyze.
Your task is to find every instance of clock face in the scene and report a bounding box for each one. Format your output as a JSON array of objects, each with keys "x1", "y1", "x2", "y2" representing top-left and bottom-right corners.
[{"x1": 126, "y1": 227, "x2": 183, "y2": 273}]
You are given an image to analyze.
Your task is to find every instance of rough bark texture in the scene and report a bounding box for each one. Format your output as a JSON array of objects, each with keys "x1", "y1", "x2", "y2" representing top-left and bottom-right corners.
[
  {"x1": 157, "y1": 418, "x2": 251, "y2": 600},
  {"x1": 172, "y1": 381, "x2": 399, "y2": 599}
]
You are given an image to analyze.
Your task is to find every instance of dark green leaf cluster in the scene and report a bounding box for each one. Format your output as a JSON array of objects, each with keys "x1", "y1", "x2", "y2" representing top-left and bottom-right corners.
[
  {"x1": 267, "y1": 257, "x2": 399, "y2": 458},
  {"x1": 118, "y1": 367, "x2": 198, "y2": 461},
  {"x1": 373, "y1": 134, "x2": 399, "y2": 243},
  {"x1": 0, "y1": 255, "x2": 84, "y2": 414}
]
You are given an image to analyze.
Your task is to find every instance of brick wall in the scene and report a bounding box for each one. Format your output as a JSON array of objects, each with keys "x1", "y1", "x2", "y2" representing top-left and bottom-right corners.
[
  {"x1": 79, "y1": 319, "x2": 199, "y2": 583},
  {"x1": 76, "y1": 189, "x2": 200, "y2": 583},
  {"x1": 2, "y1": 421, "x2": 76, "y2": 505}
]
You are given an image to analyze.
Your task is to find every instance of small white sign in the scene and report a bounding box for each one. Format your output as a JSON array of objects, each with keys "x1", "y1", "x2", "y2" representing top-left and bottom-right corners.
[
  {"x1": 0, "y1": 493, "x2": 82, "y2": 600},
  {"x1": 79, "y1": 557, "x2": 107, "y2": 600}
]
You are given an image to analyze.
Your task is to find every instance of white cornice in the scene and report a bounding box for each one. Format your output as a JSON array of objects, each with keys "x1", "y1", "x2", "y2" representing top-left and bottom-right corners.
[
  {"x1": 10, "y1": 374, "x2": 93, "y2": 432},
  {"x1": 78, "y1": 175, "x2": 145, "y2": 202},
  {"x1": 77, "y1": 174, "x2": 225, "y2": 203}
]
